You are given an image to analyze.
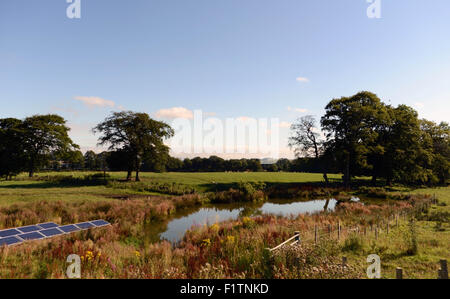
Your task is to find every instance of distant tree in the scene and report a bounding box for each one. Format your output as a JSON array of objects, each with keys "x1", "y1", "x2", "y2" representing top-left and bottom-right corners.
[
  {"x1": 289, "y1": 115, "x2": 329, "y2": 184},
  {"x1": 0, "y1": 118, "x2": 25, "y2": 179},
  {"x1": 275, "y1": 158, "x2": 291, "y2": 172},
  {"x1": 93, "y1": 111, "x2": 174, "y2": 181},
  {"x1": 182, "y1": 158, "x2": 193, "y2": 172},
  {"x1": 247, "y1": 159, "x2": 263, "y2": 172},
  {"x1": 208, "y1": 156, "x2": 226, "y2": 172},
  {"x1": 64, "y1": 150, "x2": 85, "y2": 170},
  {"x1": 84, "y1": 150, "x2": 98, "y2": 170},
  {"x1": 166, "y1": 156, "x2": 184, "y2": 172},
  {"x1": 20, "y1": 114, "x2": 78, "y2": 177}
]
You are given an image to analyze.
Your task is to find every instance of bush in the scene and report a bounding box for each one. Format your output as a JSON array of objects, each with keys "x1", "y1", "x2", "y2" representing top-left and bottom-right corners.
[{"x1": 342, "y1": 234, "x2": 364, "y2": 252}]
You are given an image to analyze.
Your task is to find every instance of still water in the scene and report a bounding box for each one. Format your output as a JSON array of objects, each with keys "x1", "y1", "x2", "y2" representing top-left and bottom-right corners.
[{"x1": 155, "y1": 198, "x2": 346, "y2": 243}]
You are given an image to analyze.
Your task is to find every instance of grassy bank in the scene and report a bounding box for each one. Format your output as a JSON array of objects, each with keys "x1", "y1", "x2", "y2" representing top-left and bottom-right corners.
[{"x1": 0, "y1": 172, "x2": 447, "y2": 278}]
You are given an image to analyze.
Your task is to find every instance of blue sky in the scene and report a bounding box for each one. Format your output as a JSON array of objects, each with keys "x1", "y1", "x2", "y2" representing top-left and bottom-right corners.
[{"x1": 1, "y1": 0, "x2": 449, "y2": 158}]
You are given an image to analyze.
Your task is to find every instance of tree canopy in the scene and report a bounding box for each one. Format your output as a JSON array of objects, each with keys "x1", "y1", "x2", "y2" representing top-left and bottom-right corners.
[{"x1": 93, "y1": 111, "x2": 174, "y2": 181}]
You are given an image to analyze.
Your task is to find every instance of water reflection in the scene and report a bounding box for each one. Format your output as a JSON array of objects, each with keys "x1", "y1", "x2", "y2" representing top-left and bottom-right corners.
[{"x1": 157, "y1": 198, "x2": 338, "y2": 243}]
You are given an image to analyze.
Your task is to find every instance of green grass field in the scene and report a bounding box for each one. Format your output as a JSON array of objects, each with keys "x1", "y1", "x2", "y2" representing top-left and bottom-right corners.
[
  {"x1": 0, "y1": 171, "x2": 448, "y2": 278},
  {"x1": 0, "y1": 172, "x2": 342, "y2": 205}
]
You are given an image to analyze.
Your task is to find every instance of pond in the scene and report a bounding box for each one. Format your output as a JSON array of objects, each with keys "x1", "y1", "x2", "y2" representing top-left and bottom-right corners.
[{"x1": 147, "y1": 197, "x2": 360, "y2": 243}]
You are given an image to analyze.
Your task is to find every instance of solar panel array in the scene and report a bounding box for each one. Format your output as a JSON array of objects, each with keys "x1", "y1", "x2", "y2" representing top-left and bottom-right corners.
[{"x1": 0, "y1": 219, "x2": 110, "y2": 246}]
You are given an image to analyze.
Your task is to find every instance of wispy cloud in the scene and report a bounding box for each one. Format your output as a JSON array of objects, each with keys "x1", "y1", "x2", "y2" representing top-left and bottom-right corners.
[
  {"x1": 287, "y1": 106, "x2": 308, "y2": 113},
  {"x1": 74, "y1": 96, "x2": 116, "y2": 108},
  {"x1": 155, "y1": 107, "x2": 194, "y2": 119},
  {"x1": 296, "y1": 76, "x2": 310, "y2": 83}
]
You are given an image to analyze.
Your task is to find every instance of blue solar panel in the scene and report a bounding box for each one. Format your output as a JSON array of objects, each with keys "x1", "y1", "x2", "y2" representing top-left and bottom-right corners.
[
  {"x1": 40, "y1": 228, "x2": 64, "y2": 237},
  {"x1": 17, "y1": 225, "x2": 41, "y2": 233},
  {"x1": 0, "y1": 229, "x2": 21, "y2": 238},
  {"x1": 0, "y1": 236, "x2": 23, "y2": 246},
  {"x1": 76, "y1": 222, "x2": 95, "y2": 230},
  {"x1": 38, "y1": 222, "x2": 59, "y2": 229},
  {"x1": 91, "y1": 220, "x2": 110, "y2": 227},
  {"x1": 59, "y1": 225, "x2": 80, "y2": 233},
  {"x1": 18, "y1": 232, "x2": 45, "y2": 240}
]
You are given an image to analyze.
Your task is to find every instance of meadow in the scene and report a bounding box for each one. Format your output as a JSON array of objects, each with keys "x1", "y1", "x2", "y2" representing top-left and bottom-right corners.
[{"x1": 0, "y1": 171, "x2": 448, "y2": 279}]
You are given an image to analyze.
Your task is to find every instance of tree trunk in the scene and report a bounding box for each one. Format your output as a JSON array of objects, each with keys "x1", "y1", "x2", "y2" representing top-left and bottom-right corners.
[
  {"x1": 386, "y1": 176, "x2": 392, "y2": 187},
  {"x1": 29, "y1": 170, "x2": 34, "y2": 178},
  {"x1": 344, "y1": 152, "x2": 350, "y2": 188},
  {"x1": 371, "y1": 174, "x2": 377, "y2": 186},
  {"x1": 135, "y1": 170, "x2": 140, "y2": 182}
]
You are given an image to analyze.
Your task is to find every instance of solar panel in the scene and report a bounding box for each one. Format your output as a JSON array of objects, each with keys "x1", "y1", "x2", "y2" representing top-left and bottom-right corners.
[
  {"x1": 76, "y1": 222, "x2": 95, "y2": 230},
  {"x1": 91, "y1": 220, "x2": 110, "y2": 227},
  {"x1": 40, "y1": 228, "x2": 64, "y2": 237},
  {"x1": 18, "y1": 232, "x2": 45, "y2": 240},
  {"x1": 0, "y1": 229, "x2": 21, "y2": 238},
  {"x1": 17, "y1": 225, "x2": 42, "y2": 233},
  {"x1": 0, "y1": 220, "x2": 111, "y2": 246},
  {"x1": 0, "y1": 236, "x2": 23, "y2": 246},
  {"x1": 59, "y1": 225, "x2": 80, "y2": 233},
  {"x1": 38, "y1": 222, "x2": 59, "y2": 229}
]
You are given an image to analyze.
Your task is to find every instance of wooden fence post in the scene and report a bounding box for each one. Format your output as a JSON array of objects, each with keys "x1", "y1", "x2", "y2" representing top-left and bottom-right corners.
[
  {"x1": 396, "y1": 267, "x2": 403, "y2": 279},
  {"x1": 338, "y1": 221, "x2": 341, "y2": 241},
  {"x1": 439, "y1": 259, "x2": 448, "y2": 279},
  {"x1": 314, "y1": 225, "x2": 318, "y2": 244}
]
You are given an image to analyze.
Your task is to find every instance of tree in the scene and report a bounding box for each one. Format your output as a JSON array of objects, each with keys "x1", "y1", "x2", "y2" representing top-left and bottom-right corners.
[
  {"x1": 84, "y1": 150, "x2": 98, "y2": 170},
  {"x1": 93, "y1": 111, "x2": 174, "y2": 181},
  {"x1": 321, "y1": 92, "x2": 390, "y2": 187},
  {"x1": 420, "y1": 120, "x2": 450, "y2": 184},
  {"x1": 0, "y1": 118, "x2": 25, "y2": 180},
  {"x1": 20, "y1": 114, "x2": 78, "y2": 177},
  {"x1": 289, "y1": 115, "x2": 329, "y2": 184},
  {"x1": 381, "y1": 105, "x2": 434, "y2": 185},
  {"x1": 63, "y1": 150, "x2": 85, "y2": 170},
  {"x1": 275, "y1": 158, "x2": 291, "y2": 172}
]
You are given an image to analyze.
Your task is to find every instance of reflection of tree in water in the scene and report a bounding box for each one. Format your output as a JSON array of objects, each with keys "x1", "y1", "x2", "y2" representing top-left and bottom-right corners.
[
  {"x1": 239, "y1": 206, "x2": 263, "y2": 218},
  {"x1": 323, "y1": 199, "x2": 330, "y2": 211}
]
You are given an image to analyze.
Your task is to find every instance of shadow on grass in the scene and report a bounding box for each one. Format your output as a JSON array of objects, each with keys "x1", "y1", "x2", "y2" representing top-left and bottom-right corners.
[{"x1": 0, "y1": 181, "x2": 107, "y2": 189}]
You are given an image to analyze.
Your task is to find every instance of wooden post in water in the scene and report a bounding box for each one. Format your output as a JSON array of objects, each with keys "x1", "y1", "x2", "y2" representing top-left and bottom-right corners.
[
  {"x1": 396, "y1": 268, "x2": 403, "y2": 279},
  {"x1": 439, "y1": 260, "x2": 448, "y2": 279}
]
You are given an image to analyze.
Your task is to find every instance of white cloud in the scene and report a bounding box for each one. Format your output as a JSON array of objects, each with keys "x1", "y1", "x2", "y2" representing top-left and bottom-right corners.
[
  {"x1": 279, "y1": 121, "x2": 292, "y2": 128},
  {"x1": 74, "y1": 96, "x2": 115, "y2": 108},
  {"x1": 155, "y1": 107, "x2": 194, "y2": 119},
  {"x1": 296, "y1": 77, "x2": 310, "y2": 83},
  {"x1": 287, "y1": 106, "x2": 308, "y2": 113}
]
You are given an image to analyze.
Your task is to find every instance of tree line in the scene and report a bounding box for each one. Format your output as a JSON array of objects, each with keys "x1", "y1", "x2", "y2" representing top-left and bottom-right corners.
[
  {"x1": 1, "y1": 91, "x2": 448, "y2": 185},
  {"x1": 289, "y1": 91, "x2": 449, "y2": 186}
]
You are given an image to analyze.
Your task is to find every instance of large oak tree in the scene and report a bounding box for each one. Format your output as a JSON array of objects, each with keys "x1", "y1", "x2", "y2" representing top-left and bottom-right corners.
[{"x1": 93, "y1": 111, "x2": 174, "y2": 181}]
